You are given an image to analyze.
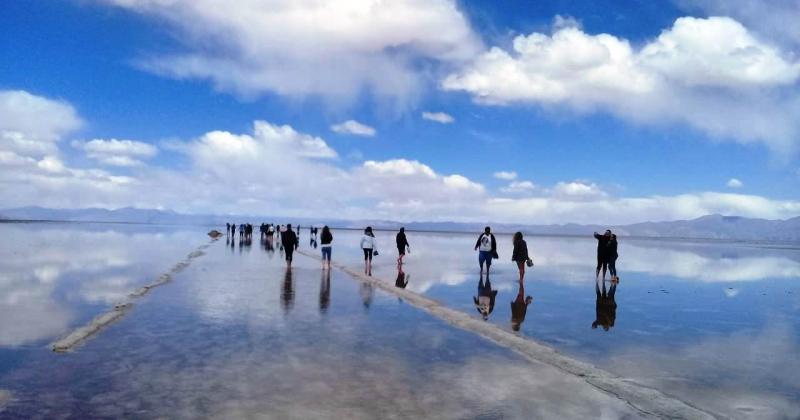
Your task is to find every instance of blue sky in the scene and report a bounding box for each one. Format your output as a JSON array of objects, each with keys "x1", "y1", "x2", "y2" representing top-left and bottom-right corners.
[{"x1": 1, "y1": 0, "x2": 798, "y2": 224}]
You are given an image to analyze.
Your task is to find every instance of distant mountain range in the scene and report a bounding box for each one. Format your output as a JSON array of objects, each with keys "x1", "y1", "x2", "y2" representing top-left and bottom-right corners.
[{"x1": 1, "y1": 206, "x2": 799, "y2": 243}]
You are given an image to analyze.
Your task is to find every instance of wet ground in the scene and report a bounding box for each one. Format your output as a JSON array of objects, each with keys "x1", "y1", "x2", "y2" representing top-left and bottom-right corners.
[{"x1": 0, "y1": 223, "x2": 646, "y2": 419}]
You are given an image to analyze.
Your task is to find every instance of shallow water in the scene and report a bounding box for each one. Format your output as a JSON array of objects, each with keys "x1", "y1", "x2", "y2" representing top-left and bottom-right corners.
[
  {"x1": 0, "y1": 223, "x2": 643, "y2": 419},
  {"x1": 326, "y1": 228, "x2": 800, "y2": 419}
]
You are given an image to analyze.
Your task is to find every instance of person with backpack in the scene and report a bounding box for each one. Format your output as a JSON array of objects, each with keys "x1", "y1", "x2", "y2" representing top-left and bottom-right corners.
[
  {"x1": 360, "y1": 226, "x2": 378, "y2": 276},
  {"x1": 320, "y1": 225, "x2": 333, "y2": 270},
  {"x1": 396, "y1": 227, "x2": 410, "y2": 266},
  {"x1": 281, "y1": 223, "x2": 298, "y2": 267},
  {"x1": 474, "y1": 226, "x2": 497, "y2": 274}
]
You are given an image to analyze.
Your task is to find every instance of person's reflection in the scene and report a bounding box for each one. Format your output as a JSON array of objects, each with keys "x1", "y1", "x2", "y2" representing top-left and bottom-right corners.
[
  {"x1": 360, "y1": 282, "x2": 373, "y2": 310},
  {"x1": 281, "y1": 268, "x2": 294, "y2": 314},
  {"x1": 510, "y1": 282, "x2": 532, "y2": 331},
  {"x1": 473, "y1": 273, "x2": 498, "y2": 320},
  {"x1": 592, "y1": 279, "x2": 617, "y2": 331},
  {"x1": 264, "y1": 236, "x2": 274, "y2": 253},
  {"x1": 395, "y1": 266, "x2": 409, "y2": 289},
  {"x1": 319, "y1": 269, "x2": 330, "y2": 314}
]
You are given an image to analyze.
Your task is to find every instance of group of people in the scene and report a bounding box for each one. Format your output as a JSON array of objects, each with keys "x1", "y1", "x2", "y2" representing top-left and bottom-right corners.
[
  {"x1": 593, "y1": 230, "x2": 619, "y2": 282},
  {"x1": 226, "y1": 223, "x2": 255, "y2": 240}
]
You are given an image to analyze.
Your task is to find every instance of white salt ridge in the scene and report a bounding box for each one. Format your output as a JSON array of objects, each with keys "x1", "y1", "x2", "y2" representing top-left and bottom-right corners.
[
  {"x1": 297, "y1": 249, "x2": 720, "y2": 420},
  {"x1": 51, "y1": 240, "x2": 216, "y2": 352}
]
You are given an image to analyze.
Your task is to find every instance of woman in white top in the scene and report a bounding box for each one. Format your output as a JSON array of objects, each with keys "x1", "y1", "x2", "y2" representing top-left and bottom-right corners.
[{"x1": 360, "y1": 226, "x2": 378, "y2": 276}]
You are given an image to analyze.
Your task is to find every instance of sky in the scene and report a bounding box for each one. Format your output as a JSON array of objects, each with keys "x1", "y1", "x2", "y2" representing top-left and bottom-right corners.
[{"x1": 1, "y1": 0, "x2": 799, "y2": 224}]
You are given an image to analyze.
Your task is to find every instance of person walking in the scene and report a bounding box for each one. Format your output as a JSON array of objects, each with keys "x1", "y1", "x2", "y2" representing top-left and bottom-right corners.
[
  {"x1": 360, "y1": 226, "x2": 378, "y2": 276},
  {"x1": 230, "y1": 222, "x2": 236, "y2": 238},
  {"x1": 474, "y1": 226, "x2": 497, "y2": 274},
  {"x1": 281, "y1": 223, "x2": 298, "y2": 267},
  {"x1": 593, "y1": 230, "x2": 611, "y2": 280},
  {"x1": 396, "y1": 227, "x2": 410, "y2": 266},
  {"x1": 511, "y1": 232, "x2": 532, "y2": 283},
  {"x1": 320, "y1": 225, "x2": 333, "y2": 270},
  {"x1": 226, "y1": 223, "x2": 231, "y2": 236}
]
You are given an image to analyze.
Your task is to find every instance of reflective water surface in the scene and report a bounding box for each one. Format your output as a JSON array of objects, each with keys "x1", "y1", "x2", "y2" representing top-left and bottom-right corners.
[
  {"x1": 0, "y1": 223, "x2": 643, "y2": 418},
  {"x1": 327, "y1": 229, "x2": 800, "y2": 419}
]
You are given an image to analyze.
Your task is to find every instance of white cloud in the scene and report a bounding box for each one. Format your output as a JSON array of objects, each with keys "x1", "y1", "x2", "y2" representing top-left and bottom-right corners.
[
  {"x1": 443, "y1": 16, "x2": 800, "y2": 153},
  {"x1": 96, "y1": 0, "x2": 482, "y2": 109},
  {"x1": 493, "y1": 171, "x2": 517, "y2": 180},
  {"x1": 501, "y1": 180, "x2": 536, "y2": 194},
  {"x1": 0, "y1": 90, "x2": 83, "y2": 158},
  {"x1": 552, "y1": 181, "x2": 607, "y2": 199},
  {"x1": 330, "y1": 120, "x2": 376, "y2": 137},
  {"x1": 422, "y1": 111, "x2": 455, "y2": 124},
  {"x1": 2, "y1": 90, "x2": 799, "y2": 225},
  {"x1": 72, "y1": 138, "x2": 158, "y2": 167},
  {"x1": 727, "y1": 178, "x2": 743, "y2": 188}
]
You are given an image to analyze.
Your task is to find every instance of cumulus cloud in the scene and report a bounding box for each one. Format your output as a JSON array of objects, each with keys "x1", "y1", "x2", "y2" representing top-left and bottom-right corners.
[
  {"x1": 727, "y1": 178, "x2": 743, "y2": 188},
  {"x1": 0, "y1": 90, "x2": 83, "y2": 157},
  {"x1": 501, "y1": 180, "x2": 536, "y2": 194},
  {"x1": 330, "y1": 120, "x2": 376, "y2": 137},
  {"x1": 493, "y1": 171, "x2": 517, "y2": 180},
  {"x1": 421, "y1": 111, "x2": 455, "y2": 124},
  {"x1": 443, "y1": 16, "x2": 800, "y2": 153},
  {"x1": 72, "y1": 138, "x2": 158, "y2": 167},
  {"x1": 95, "y1": 0, "x2": 482, "y2": 109},
  {"x1": 2, "y1": 90, "x2": 800, "y2": 225}
]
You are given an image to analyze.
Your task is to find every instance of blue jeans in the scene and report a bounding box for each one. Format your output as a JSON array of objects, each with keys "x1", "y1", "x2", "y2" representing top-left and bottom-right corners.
[
  {"x1": 478, "y1": 251, "x2": 492, "y2": 268},
  {"x1": 321, "y1": 246, "x2": 332, "y2": 261}
]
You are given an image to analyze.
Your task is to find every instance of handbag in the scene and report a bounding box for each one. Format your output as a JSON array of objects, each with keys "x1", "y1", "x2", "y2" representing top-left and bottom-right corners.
[
  {"x1": 373, "y1": 250, "x2": 379, "y2": 256},
  {"x1": 526, "y1": 258, "x2": 534, "y2": 267}
]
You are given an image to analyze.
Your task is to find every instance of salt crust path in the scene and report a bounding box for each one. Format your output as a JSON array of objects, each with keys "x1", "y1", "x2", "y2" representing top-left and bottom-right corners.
[
  {"x1": 51, "y1": 239, "x2": 217, "y2": 352},
  {"x1": 297, "y1": 249, "x2": 720, "y2": 420}
]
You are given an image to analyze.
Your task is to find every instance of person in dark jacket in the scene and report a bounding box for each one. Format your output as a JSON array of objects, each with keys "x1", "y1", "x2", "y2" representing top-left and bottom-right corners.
[
  {"x1": 608, "y1": 234, "x2": 619, "y2": 282},
  {"x1": 320, "y1": 225, "x2": 333, "y2": 270},
  {"x1": 281, "y1": 223, "x2": 299, "y2": 267},
  {"x1": 473, "y1": 273, "x2": 498, "y2": 320},
  {"x1": 511, "y1": 231, "x2": 531, "y2": 283},
  {"x1": 396, "y1": 227, "x2": 410, "y2": 266},
  {"x1": 593, "y1": 230, "x2": 611, "y2": 280},
  {"x1": 474, "y1": 226, "x2": 497, "y2": 274}
]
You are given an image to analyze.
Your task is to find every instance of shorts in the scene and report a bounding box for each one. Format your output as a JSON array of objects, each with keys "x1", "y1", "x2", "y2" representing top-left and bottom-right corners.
[
  {"x1": 397, "y1": 246, "x2": 405, "y2": 256},
  {"x1": 321, "y1": 246, "x2": 332, "y2": 261},
  {"x1": 285, "y1": 247, "x2": 294, "y2": 262},
  {"x1": 363, "y1": 248, "x2": 373, "y2": 261},
  {"x1": 478, "y1": 250, "x2": 492, "y2": 267}
]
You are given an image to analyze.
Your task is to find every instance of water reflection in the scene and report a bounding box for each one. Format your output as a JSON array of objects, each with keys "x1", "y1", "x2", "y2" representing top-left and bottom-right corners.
[
  {"x1": 359, "y1": 282, "x2": 373, "y2": 310},
  {"x1": 592, "y1": 279, "x2": 618, "y2": 332},
  {"x1": 510, "y1": 282, "x2": 532, "y2": 332},
  {"x1": 319, "y1": 270, "x2": 330, "y2": 314},
  {"x1": 281, "y1": 268, "x2": 294, "y2": 315},
  {"x1": 395, "y1": 266, "x2": 409, "y2": 289},
  {"x1": 473, "y1": 274, "x2": 498, "y2": 320}
]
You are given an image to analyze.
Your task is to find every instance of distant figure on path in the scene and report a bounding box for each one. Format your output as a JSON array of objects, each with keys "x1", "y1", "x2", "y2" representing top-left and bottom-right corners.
[
  {"x1": 360, "y1": 226, "x2": 378, "y2": 276},
  {"x1": 230, "y1": 223, "x2": 236, "y2": 238},
  {"x1": 281, "y1": 223, "x2": 298, "y2": 267},
  {"x1": 239, "y1": 224, "x2": 245, "y2": 240},
  {"x1": 396, "y1": 227, "x2": 410, "y2": 266},
  {"x1": 474, "y1": 226, "x2": 497, "y2": 274},
  {"x1": 593, "y1": 230, "x2": 612, "y2": 280},
  {"x1": 510, "y1": 282, "x2": 532, "y2": 331},
  {"x1": 320, "y1": 225, "x2": 333, "y2": 270},
  {"x1": 511, "y1": 232, "x2": 532, "y2": 283},
  {"x1": 473, "y1": 274, "x2": 498, "y2": 320},
  {"x1": 226, "y1": 223, "x2": 231, "y2": 235},
  {"x1": 592, "y1": 279, "x2": 617, "y2": 331},
  {"x1": 608, "y1": 234, "x2": 619, "y2": 282}
]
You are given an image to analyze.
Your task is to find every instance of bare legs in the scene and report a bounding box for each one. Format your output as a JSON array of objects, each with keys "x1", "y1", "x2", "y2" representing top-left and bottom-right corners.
[{"x1": 517, "y1": 261, "x2": 525, "y2": 283}]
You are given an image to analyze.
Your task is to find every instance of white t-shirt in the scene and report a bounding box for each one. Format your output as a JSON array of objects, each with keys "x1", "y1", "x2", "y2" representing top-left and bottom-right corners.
[
  {"x1": 478, "y1": 233, "x2": 493, "y2": 252},
  {"x1": 360, "y1": 234, "x2": 377, "y2": 251}
]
